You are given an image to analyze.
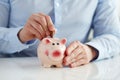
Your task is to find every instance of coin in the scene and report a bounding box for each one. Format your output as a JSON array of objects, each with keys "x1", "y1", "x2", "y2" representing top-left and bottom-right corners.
[{"x1": 50, "y1": 31, "x2": 55, "y2": 38}]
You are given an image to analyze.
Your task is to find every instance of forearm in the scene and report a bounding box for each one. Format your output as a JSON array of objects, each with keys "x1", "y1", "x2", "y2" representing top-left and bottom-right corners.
[
  {"x1": 86, "y1": 34, "x2": 120, "y2": 61},
  {"x1": 0, "y1": 27, "x2": 30, "y2": 54}
]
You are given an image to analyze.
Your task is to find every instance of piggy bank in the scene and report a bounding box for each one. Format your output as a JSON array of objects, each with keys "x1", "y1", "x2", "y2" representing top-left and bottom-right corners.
[{"x1": 37, "y1": 38, "x2": 67, "y2": 68}]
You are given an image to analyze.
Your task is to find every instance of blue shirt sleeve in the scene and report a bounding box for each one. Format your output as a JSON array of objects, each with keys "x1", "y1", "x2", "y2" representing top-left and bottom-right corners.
[
  {"x1": 0, "y1": 0, "x2": 34, "y2": 54},
  {"x1": 86, "y1": 0, "x2": 120, "y2": 60}
]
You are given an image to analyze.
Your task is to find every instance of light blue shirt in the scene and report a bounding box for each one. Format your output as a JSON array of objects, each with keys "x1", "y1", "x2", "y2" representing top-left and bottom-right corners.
[{"x1": 0, "y1": 0, "x2": 120, "y2": 60}]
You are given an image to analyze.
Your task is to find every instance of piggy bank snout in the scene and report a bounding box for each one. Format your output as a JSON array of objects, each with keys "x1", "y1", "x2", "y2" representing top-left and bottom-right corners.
[{"x1": 52, "y1": 50, "x2": 62, "y2": 57}]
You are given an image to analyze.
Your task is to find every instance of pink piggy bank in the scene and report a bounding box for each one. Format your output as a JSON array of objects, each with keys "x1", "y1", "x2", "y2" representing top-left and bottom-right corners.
[{"x1": 37, "y1": 38, "x2": 67, "y2": 68}]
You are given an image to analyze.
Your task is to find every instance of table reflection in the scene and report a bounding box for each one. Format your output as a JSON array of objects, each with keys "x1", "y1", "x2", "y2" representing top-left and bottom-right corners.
[{"x1": 0, "y1": 56, "x2": 120, "y2": 80}]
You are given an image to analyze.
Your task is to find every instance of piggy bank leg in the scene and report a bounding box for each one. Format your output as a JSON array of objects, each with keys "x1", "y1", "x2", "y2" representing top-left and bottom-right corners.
[
  {"x1": 56, "y1": 64, "x2": 63, "y2": 68},
  {"x1": 43, "y1": 64, "x2": 51, "y2": 68}
]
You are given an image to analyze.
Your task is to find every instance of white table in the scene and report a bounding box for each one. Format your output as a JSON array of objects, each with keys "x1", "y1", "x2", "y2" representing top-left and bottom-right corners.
[{"x1": 0, "y1": 56, "x2": 120, "y2": 80}]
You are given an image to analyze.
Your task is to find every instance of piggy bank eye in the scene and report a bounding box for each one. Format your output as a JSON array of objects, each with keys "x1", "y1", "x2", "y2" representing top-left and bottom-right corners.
[
  {"x1": 52, "y1": 43, "x2": 55, "y2": 45},
  {"x1": 57, "y1": 43, "x2": 59, "y2": 45}
]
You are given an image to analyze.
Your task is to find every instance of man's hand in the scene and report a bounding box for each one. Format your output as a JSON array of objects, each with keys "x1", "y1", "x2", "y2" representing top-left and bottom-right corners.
[
  {"x1": 18, "y1": 13, "x2": 56, "y2": 43},
  {"x1": 63, "y1": 41, "x2": 97, "y2": 68}
]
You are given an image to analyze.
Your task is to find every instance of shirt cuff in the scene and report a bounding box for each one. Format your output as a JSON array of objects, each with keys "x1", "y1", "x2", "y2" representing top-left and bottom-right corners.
[
  {"x1": 85, "y1": 41, "x2": 106, "y2": 61},
  {"x1": 6, "y1": 27, "x2": 35, "y2": 53}
]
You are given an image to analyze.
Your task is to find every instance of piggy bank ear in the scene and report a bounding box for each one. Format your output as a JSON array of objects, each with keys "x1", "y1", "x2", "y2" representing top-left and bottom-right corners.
[
  {"x1": 43, "y1": 38, "x2": 51, "y2": 44},
  {"x1": 60, "y1": 38, "x2": 67, "y2": 44}
]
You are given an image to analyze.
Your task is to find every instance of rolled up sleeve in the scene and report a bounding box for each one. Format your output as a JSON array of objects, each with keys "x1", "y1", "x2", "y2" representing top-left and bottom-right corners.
[
  {"x1": 86, "y1": 0, "x2": 120, "y2": 61},
  {"x1": 0, "y1": 0, "x2": 35, "y2": 54}
]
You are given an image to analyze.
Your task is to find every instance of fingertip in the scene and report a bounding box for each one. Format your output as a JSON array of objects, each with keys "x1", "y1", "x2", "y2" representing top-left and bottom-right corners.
[
  {"x1": 69, "y1": 64, "x2": 72, "y2": 68},
  {"x1": 54, "y1": 28, "x2": 57, "y2": 31},
  {"x1": 63, "y1": 57, "x2": 70, "y2": 66},
  {"x1": 54, "y1": 28, "x2": 57, "y2": 34},
  {"x1": 49, "y1": 25, "x2": 56, "y2": 32},
  {"x1": 70, "y1": 64, "x2": 74, "y2": 68},
  {"x1": 65, "y1": 48, "x2": 70, "y2": 56},
  {"x1": 63, "y1": 58, "x2": 67, "y2": 65},
  {"x1": 63, "y1": 61, "x2": 66, "y2": 66},
  {"x1": 38, "y1": 36, "x2": 43, "y2": 41},
  {"x1": 46, "y1": 31, "x2": 50, "y2": 36},
  {"x1": 70, "y1": 63, "x2": 76, "y2": 68}
]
